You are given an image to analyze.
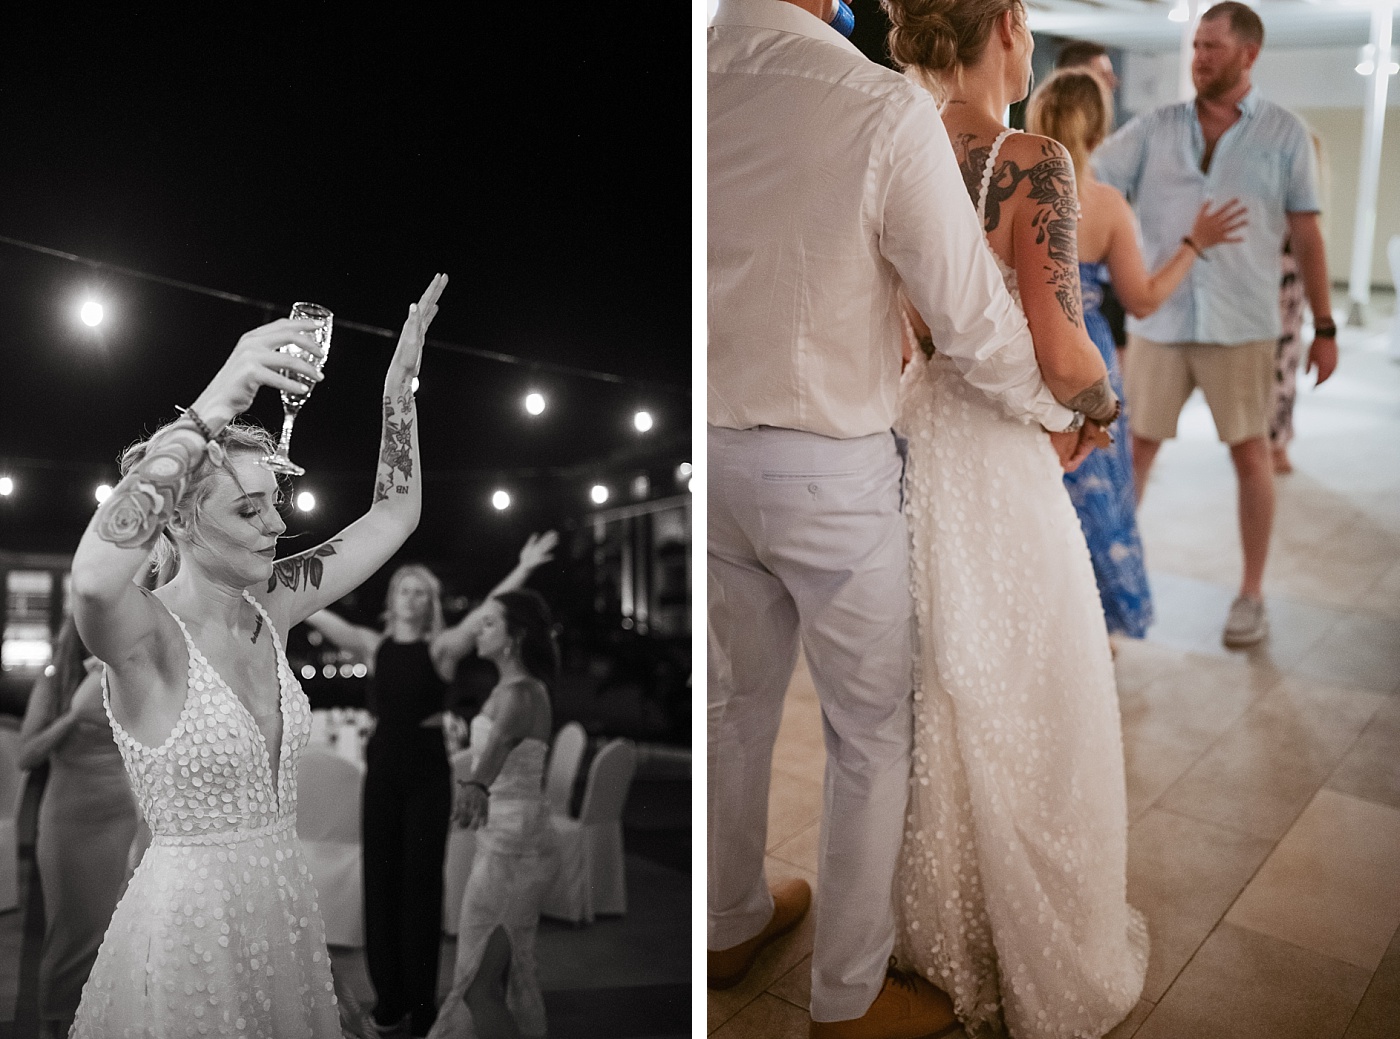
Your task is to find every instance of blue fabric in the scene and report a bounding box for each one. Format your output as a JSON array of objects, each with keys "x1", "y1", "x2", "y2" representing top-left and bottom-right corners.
[
  {"x1": 1063, "y1": 262, "x2": 1154, "y2": 638},
  {"x1": 1092, "y1": 89, "x2": 1319, "y2": 346}
]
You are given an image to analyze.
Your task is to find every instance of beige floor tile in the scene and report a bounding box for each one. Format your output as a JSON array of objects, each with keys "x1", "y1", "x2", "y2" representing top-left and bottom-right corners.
[
  {"x1": 1354, "y1": 557, "x2": 1400, "y2": 622},
  {"x1": 770, "y1": 819, "x2": 820, "y2": 874},
  {"x1": 710, "y1": 991, "x2": 810, "y2": 1038},
  {"x1": 1105, "y1": 998, "x2": 1155, "y2": 1039},
  {"x1": 1132, "y1": 923, "x2": 1370, "y2": 1039},
  {"x1": 1118, "y1": 651, "x2": 1276, "y2": 754},
  {"x1": 1224, "y1": 789, "x2": 1400, "y2": 972},
  {"x1": 1288, "y1": 611, "x2": 1400, "y2": 694},
  {"x1": 707, "y1": 859, "x2": 817, "y2": 1034},
  {"x1": 1125, "y1": 808, "x2": 1275, "y2": 1002},
  {"x1": 1156, "y1": 677, "x2": 1384, "y2": 841},
  {"x1": 771, "y1": 694, "x2": 825, "y2": 782},
  {"x1": 1343, "y1": 922, "x2": 1400, "y2": 1039},
  {"x1": 766, "y1": 767, "x2": 824, "y2": 852},
  {"x1": 766, "y1": 953, "x2": 812, "y2": 1012},
  {"x1": 1111, "y1": 637, "x2": 1194, "y2": 696},
  {"x1": 1327, "y1": 697, "x2": 1400, "y2": 810},
  {"x1": 1123, "y1": 733, "x2": 1209, "y2": 824}
]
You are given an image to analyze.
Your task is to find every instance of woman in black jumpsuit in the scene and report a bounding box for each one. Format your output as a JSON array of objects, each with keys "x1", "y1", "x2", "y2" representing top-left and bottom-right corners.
[{"x1": 304, "y1": 535, "x2": 557, "y2": 1037}]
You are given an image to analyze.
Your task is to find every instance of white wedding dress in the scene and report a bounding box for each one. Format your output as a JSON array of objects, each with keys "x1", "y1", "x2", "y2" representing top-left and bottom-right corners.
[{"x1": 893, "y1": 129, "x2": 1148, "y2": 1039}]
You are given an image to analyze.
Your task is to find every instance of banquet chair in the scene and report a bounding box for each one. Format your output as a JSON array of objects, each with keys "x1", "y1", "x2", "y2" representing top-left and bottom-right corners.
[
  {"x1": 541, "y1": 737, "x2": 637, "y2": 924},
  {"x1": 544, "y1": 721, "x2": 586, "y2": 818},
  {"x1": 296, "y1": 746, "x2": 365, "y2": 946},
  {"x1": 0, "y1": 727, "x2": 21, "y2": 911},
  {"x1": 442, "y1": 747, "x2": 478, "y2": 935}
]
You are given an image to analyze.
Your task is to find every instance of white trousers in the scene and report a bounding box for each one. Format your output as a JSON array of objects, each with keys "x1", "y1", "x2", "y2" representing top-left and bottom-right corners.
[{"x1": 707, "y1": 424, "x2": 913, "y2": 1022}]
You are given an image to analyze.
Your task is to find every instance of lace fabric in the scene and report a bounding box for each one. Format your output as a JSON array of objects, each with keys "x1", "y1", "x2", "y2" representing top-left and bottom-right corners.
[
  {"x1": 72, "y1": 592, "x2": 341, "y2": 1038},
  {"x1": 893, "y1": 130, "x2": 1148, "y2": 1038}
]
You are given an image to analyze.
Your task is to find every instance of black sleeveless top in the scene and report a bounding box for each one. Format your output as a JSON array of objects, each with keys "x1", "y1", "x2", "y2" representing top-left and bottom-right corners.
[{"x1": 367, "y1": 639, "x2": 447, "y2": 740}]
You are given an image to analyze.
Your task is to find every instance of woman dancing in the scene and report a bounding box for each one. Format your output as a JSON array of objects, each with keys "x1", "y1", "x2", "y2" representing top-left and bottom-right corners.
[
  {"x1": 428, "y1": 589, "x2": 559, "y2": 1039},
  {"x1": 67, "y1": 273, "x2": 447, "y2": 1037},
  {"x1": 19, "y1": 618, "x2": 141, "y2": 1039},
  {"x1": 881, "y1": 1, "x2": 1147, "y2": 1035},
  {"x1": 1027, "y1": 67, "x2": 1246, "y2": 639},
  {"x1": 301, "y1": 532, "x2": 556, "y2": 1038}
]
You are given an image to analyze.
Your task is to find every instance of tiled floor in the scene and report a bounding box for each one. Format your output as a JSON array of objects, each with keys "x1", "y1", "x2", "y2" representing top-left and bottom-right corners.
[{"x1": 708, "y1": 293, "x2": 1400, "y2": 1039}]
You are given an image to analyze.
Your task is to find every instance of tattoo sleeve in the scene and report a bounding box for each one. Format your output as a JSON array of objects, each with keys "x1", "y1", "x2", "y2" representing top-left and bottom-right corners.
[
  {"x1": 93, "y1": 425, "x2": 206, "y2": 550},
  {"x1": 1065, "y1": 377, "x2": 1120, "y2": 423},
  {"x1": 372, "y1": 385, "x2": 417, "y2": 505}
]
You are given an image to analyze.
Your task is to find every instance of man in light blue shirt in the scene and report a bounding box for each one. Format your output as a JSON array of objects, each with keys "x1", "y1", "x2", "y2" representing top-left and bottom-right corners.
[{"x1": 1093, "y1": 1, "x2": 1338, "y2": 648}]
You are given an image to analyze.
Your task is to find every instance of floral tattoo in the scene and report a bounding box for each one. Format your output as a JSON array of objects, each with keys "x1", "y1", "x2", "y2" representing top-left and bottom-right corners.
[
  {"x1": 268, "y1": 539, "x2": 341, "y2": 594},
  {"x1": 954, "y1": 135, "x2": 1084, "y2": 327},
  {"x1": 373, "y1": 387, "x2": 416, "y2": 504},
  {"x1": 93, "y1": 427, "x2": 205, "y2": 550}
]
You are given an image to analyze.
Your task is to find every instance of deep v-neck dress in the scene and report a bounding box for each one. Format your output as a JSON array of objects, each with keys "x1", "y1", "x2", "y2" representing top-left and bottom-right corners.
[{"x1": 71, "y1": 591, "x2": 341, "y2": 1038}]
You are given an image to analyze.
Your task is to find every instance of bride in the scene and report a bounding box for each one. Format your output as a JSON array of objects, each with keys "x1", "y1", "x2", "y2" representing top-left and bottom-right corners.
[{"x1": 882, "y1": 1, "x2": 1148, "y2": 1036}]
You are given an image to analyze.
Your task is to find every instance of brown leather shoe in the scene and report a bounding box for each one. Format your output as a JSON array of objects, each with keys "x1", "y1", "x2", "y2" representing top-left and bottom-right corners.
[
  {"x1": 707, "y1": 877, "x2": 812, "y2": 989},
  {"x1": 809, "y1": 959, "x2": 959, "y2": 1039}
]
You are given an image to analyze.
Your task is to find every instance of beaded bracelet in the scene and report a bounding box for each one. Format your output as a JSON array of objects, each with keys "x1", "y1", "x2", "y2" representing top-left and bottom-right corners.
[{"x1": 174, "y1": 405, "x2": 215, "y2": 441}]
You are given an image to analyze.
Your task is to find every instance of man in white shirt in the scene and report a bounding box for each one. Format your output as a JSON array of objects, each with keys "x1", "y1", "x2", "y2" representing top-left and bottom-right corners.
[{"x1": 707, "y1": 1, "x2": 1080, "y2": 1036}]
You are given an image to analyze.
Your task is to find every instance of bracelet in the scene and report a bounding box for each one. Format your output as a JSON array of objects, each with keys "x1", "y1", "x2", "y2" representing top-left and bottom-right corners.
[
  {"x1": 456, "y1": 780, "x2": 489, "y2": 795},
  {"x1": 1313, "y1": 322, "x2": 1337, "y2": 339},
  {"x1": 1182, "y1": 236, "x2": 1209, "y2": 261},
  {"x1": 174, "y1": 405, "x2": 215, "y2": 442}
]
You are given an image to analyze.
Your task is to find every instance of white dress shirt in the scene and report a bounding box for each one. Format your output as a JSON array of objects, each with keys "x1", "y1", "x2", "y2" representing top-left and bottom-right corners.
[{"x1": 707, "y1": 0, "x2": 1075, "y2": 438}]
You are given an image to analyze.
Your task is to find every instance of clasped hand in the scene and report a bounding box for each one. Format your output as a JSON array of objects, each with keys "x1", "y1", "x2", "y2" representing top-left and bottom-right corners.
[{"x1": 453, "y1": 782, "x2": 489, "y2": 830}]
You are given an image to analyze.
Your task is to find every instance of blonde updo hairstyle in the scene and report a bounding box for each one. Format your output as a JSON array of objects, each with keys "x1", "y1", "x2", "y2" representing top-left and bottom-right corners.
[
  {"x1": 118, "y1": 419, "x2": 280, "y2": 586},
  {"x1": 881, "y1": 0, "x2": 1027, "y2": 101},
  {"x1": 1026, "y1": 68, "x2": 1112, "y2": 189}
]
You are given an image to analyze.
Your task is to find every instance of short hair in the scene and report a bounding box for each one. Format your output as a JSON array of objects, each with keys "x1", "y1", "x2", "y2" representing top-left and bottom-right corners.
[
  {"x1": 1055, "y1": 40, "x2": 1108, "y2": 70},
  {"x1": 381, "y1": 563, "x2": 446, "y2": 638},
  {"x1": 1202, "y1": 1, "x2": 1264, "y2": 48}
]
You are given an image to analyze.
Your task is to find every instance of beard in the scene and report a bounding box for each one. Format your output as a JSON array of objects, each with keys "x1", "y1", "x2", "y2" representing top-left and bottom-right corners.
[{"x1": 1193, "y1": 59, "x2": 1244, "y2": 100}]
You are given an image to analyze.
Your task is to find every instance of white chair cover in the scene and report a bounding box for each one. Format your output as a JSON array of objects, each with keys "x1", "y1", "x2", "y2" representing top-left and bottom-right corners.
[
  {"x1": 541, "y1": 738, "x2": 637, "y2": 924},
  {"x1": 0, "y1": 728, "x2": 21, "y2": 911},
  {"x1": 296, "y1": 746, "x2": 365, "y2": 947},
  {"x1": 441, "y1": 748, "x2": 478, "y2": 935},
  {"x1": 1388, "y1": 235, "x2": 1400, "y2": 360},
  {"x1": 544, "y1": 722, "x2": 586, "y2": 818}
]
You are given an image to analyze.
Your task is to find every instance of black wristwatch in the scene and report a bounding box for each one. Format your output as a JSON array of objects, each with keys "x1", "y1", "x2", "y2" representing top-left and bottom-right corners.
[{"x1": 1313, "y1": 321, "x2": 1337, "y2": 339}]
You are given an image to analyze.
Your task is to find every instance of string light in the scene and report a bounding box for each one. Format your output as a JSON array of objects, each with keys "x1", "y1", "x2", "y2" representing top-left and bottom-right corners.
[
  {"x1": 295, "y1": 491, "x2": 316, "y2": 512},
  {"x1": 338, "y1": 664, "x2": 355, "y2": 679},
  {"x1": 525, "y1": 391, "x2": 546, "y2": 416},
  {"x1": 79, "y1": 301, "x2": 104, "y2": 327},
  {"x1": 301, "y1": 664, "x2": 317, "y2": 680},
  {"x1": 0, "y1": 477, "x2": 12, "y2": 496},
  {"x1": 322, "y1": 664, "x2": 337, "y2": 679},
  {"x1": 492, "y1": 490, "x2": 511, "y2": 511},
  {"x1": 633, "y1": 410, "x2": 654, "y2": 433},
  {"x1": 591, "y1": 484, "x2": 609, "y2": 505},
  {"x1": 94, "y1": 484, "x2": 112, "y2": 503},
  {"x1": 352, "y1": 663, "x2": 368, "y2": 678}
]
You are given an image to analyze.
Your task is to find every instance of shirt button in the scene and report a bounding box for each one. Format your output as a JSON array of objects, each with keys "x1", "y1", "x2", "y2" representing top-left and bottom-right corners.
[{"x1": 808, "y1": 483, "x2": 818, "y2": 494}]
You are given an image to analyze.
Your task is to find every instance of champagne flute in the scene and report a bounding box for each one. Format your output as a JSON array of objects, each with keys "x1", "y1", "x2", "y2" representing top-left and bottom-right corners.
[{"x1": 262, "y1": 302, "x2": 333, "y2": 476}]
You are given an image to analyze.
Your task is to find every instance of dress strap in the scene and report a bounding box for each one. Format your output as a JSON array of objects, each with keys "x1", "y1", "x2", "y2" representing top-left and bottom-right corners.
[{"x1": 977, "y1": 127, "x2": 1020, "y2": 227}]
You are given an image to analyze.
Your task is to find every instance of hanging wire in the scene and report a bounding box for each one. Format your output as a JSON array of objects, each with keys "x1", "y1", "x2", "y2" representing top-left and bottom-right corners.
[{"x1": 0, "y1": 233, "x2": 687, "y2": 396}]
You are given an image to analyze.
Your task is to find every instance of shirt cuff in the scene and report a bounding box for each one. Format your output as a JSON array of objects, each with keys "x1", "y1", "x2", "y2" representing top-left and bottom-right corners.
[{"x1": 1032, "y1": 399, "x2": 1079, "y2": 432}]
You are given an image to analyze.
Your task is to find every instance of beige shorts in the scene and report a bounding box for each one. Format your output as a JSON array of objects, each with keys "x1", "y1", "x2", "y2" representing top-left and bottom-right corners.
[{"x1": 1124, "y1": 334, "x2": 1275, "y2": 445}]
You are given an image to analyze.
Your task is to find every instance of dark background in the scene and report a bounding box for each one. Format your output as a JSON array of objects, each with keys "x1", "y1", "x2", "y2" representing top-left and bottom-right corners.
[{"x1": 0, "y1": 11, "x2": 692, "y2": 734}]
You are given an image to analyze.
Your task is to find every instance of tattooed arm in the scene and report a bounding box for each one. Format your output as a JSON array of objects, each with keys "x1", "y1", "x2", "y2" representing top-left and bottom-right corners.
[
  {"x1": 994, "y1": 135, "x2": 1112, "y2": 413},
  {"x1": 261, "y1": 274, "x2": 448, "y2": 631}
]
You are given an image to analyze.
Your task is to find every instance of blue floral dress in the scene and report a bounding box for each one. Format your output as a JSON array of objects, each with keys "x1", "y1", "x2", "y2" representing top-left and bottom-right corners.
[{"x1": 1063, "y1": 262, "x2": 1154, "y2": 638}]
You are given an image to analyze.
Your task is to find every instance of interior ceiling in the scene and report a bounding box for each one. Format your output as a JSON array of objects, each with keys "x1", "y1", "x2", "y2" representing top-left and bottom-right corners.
[{"x1": 1025, "y1": 0, "x2": 1398, "y2": 50}]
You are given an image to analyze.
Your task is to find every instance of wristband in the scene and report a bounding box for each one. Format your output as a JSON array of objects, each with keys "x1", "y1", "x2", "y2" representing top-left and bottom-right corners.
[
  {"x1": 175, "y1": 405, "x2": 215, "y2": 442},
  {"x1": 1313, "y1": 323, "x2": 1337, "y2": 339},
  {"x1": 457, "y1": 779, "x2": 489, "y2": 795},
  {"x1": 1182, "y1": 236, "x2": 1209, "y2": 261}
]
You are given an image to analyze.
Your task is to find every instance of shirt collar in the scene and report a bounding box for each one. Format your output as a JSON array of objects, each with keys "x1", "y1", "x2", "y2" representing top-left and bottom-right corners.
[
  {"x1": 711, "y1": 0, "x2": 864, "y2": 58},
  {"x1": 1236, "y1": 86, "x2": 1260, "y2": 116}
]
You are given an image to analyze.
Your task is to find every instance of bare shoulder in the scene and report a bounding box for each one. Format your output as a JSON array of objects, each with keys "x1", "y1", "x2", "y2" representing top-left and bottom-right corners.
[{"x1": 1001, "y1": 132, "x2": 1071, "y2": 170}]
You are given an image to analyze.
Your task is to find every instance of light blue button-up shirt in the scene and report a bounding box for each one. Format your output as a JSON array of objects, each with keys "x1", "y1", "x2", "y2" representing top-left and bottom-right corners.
[{"x1": 1093, "y1": 89, "x2": 1319, "y2": 346}]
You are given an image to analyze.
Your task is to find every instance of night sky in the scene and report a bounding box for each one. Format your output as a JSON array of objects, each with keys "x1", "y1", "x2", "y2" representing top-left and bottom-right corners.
[{"x1": 0, "y1": 10, "x2": 691, "y2": 605}]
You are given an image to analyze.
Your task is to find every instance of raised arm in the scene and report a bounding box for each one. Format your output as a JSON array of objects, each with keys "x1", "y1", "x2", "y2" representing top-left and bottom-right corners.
[
  {"x1": 429, "y1": 531, "x2": 558, "y2": 680},
  {"x1": 303, "y1": 609, "x2": 382, "y2": 664},
  {"x1": 881, "y1": 93, "x2": 1077, "y2": 431},
  {"x1": 260, "y1": 274, "x2": 448, "y2": 630},
  {"x1": 1104, "y1": 191, "x2": 1247, "y2": 318},
  {"x1": 71, "y1": 318, "x2": 329, "y2": 670}
]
